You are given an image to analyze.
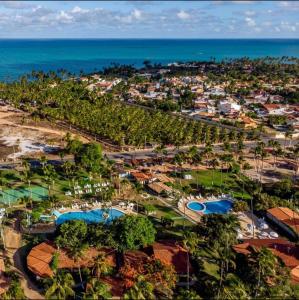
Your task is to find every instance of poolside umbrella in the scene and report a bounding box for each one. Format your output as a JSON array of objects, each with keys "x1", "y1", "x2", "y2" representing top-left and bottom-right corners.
[
  {"x1": 260, "y1": 231, "x2": 269, "y2": 237},
  {"x1": 259, "y1": 222, "x2": 269, "y2": 230},
  {"x1": 270, "y1": 231, "x2": 279, "y2": 238}
]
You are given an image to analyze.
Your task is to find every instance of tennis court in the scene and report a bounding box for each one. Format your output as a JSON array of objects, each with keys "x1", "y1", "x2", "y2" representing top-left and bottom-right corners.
[{"x1": 0, "y1": 185, "x2": 48, "y2": 204}]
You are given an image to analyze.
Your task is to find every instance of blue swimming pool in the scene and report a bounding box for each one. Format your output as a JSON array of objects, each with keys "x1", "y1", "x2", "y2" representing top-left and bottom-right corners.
[
  {"x1": 187, "y1": 200, "x2": 232, "y2": 214},
  {"x1": 55, "y1": 208, "x2": 124, "y2": 225}
]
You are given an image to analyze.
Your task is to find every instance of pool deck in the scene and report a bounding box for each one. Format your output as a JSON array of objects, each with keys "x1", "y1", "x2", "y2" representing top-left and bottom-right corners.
[
  {"x1": 178, "y1": 199, "x2": 202, "y2": 223},
  {"x1": 235, "y1": 211, "x2": 277, "y2": 239},
  {"x1": 52, "y1": 204, "x2": 133, "y2": 217}
]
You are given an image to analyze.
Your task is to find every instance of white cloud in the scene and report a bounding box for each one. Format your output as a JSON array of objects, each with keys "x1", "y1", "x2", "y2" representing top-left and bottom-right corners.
[
  {"x1": 56, "y1": 11, "x2": 73, "y2": 24},
  {"x1": 245, "y1": 17, "x2": 256, "y2": 27},
  {"x1": 71, "y1": 6, "x2": 89, "y2": 14},
  {"x1": 244, "y1": 10, "x2": 256, "y2": 16},
  {"x1": 132, "y1": 9, "x2": 142, "y2": 20},
  {"x1": 177, "y1": 10, "x2": 190, "y2": 20}
]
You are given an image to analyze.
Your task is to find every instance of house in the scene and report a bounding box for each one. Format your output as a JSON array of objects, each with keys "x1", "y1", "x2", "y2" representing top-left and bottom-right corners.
[
  {"x1": 266, "y1": 207, "x2": 299, "y2": 239},
  {"x1": 218, "y1": 100, "x2": 241, "y2": 115},
  {"x1": 27, "y1": 241, "x2": 116, "y2": 278},
  {"x1": 130, "y1": 171, "x2": 155, "y2": 185},
  {"x1": 262, "y1": 104, "x2": 285, "y2": 115},
  {"x1": 233, "y1": 239, "x2": 299, "y2": 283},
  {"x1": 147, "y1": 182, "x2": 172, "y2": 195},
  {"x1": 154, "y1": 173, "x2": 175, "y2": 184},
  {"x1": 147, "y1": 240, "x2": 193, "y2": 277},
  {"x1": 239, "y1": 115, "x2": 257, "y2": 129}
]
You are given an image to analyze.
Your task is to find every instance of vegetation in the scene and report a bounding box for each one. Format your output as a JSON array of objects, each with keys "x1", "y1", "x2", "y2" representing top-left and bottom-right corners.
[{"x1": 113, "y1": 215, "x2": 156, "y2": 250}]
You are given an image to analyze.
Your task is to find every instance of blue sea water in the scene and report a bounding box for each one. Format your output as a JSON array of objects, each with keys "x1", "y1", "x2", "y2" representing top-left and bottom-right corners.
[
  {"x1": 0, "y1": 39, "x2": 298, "y2": 81},
  {"x1": 55, "y1": 208, "x2": 124, "y2": 225}
]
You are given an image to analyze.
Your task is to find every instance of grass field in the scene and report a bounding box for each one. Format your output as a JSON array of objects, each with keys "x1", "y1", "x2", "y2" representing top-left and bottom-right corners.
[{"x1": 172, "y1": 169, "x2": 251, "y2": 200}]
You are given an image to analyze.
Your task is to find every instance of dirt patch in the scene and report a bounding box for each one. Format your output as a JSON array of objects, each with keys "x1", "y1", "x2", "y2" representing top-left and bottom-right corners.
[
  {"x1": 0, "y1": 105, "x2": 88, "y2": 160},
  {"x1": 0, "y1": 140, "x2": 17, "y2": 159}
]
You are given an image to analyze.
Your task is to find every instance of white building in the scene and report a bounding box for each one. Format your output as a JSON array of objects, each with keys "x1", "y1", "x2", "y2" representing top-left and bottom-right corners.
[{"x1": 218, "y1": 100, "x2": 241, "y2": 115}]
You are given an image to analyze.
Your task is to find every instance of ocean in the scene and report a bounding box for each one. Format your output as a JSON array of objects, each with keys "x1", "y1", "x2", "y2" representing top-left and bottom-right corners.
[{"x1": 0, "y1": 39, "x2": 298, "y2": 81}]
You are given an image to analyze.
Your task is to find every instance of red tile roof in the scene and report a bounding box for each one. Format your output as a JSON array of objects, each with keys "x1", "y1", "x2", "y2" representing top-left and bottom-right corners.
[
  {"x1": 233, "y1": 239, "x2": 299, "y2": 283},
  {"x1": 267, "y1": 207, "x2": 299, "y2": 234},
  {"x1": 151, "y1": 240, "x2": 193, "y2": 275},
  {"x1": 262, "y1": 104, "x2": 281, "y2": 111},
  {"x1": 27, "y1": 241, "x2": 116, "y2": 278}
]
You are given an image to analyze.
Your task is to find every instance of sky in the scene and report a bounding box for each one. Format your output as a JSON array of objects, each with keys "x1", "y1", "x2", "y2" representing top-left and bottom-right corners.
[{"x1": 0, "y1": 1, "x2": 298, "y2": 38}]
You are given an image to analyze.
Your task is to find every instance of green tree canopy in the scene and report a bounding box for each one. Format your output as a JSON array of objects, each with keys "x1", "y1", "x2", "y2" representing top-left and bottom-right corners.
[
  {"x1": 113, "y1": 215, "x2": 156, "y2": 250},
  {"x1": 55, "y1": 220, "x2": 88, "y2": 254}
]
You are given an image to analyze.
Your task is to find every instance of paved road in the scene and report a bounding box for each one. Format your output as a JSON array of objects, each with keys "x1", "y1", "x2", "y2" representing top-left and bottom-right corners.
[
  {"x1": 104, "y1": 138, "x2": 297, "y2": 161},
  {"x1": 0, "y1": 137, "x2": 296, "y2": 170}
]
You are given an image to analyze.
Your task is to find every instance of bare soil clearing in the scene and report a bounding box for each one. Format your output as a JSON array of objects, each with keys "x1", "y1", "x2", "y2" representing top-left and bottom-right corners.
[{"x1": 0, "y1": 105, "x2": 88, "y2": 160}]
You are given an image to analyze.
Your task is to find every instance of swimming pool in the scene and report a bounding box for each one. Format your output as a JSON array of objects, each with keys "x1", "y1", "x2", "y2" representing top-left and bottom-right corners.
[
  {"x1": 187, "y1": 200, "x2": 232, "y2": 214},
  {"x1": 55, "y1": 208, "x2": 124, "y2": 225}
]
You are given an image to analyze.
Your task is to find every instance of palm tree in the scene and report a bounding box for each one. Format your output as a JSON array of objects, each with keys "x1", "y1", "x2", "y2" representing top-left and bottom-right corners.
[
  {"x1": 247, "y1": 247, "x2": 278, "y2": 298},
  {"x1": 92, "y1": 252, "x2": 111, "y2": 279},
  {"x1": 123, "y1": 276, "x2": 155, "y2": 300},
  {"x1": 209, "y1": 158, "x2": 219, "y2": 186},
  {"x1": 218, "y1": 273, "x2": 248, "y2": 300},
  {"x1": 83, "y1": 278, "x2": 111, "y2": 300},
  {"x1": 44, "y1": 272, "x2": 75, "y2": 300}
]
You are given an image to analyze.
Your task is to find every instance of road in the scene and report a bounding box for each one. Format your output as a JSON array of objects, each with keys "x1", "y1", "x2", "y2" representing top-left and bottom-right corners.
[
  {"x1": 0, "y1": 136, "x2": 296, "y2": 170},
  {"x1": 104, "y1": 138, "x2": 297, "y2": 161}
]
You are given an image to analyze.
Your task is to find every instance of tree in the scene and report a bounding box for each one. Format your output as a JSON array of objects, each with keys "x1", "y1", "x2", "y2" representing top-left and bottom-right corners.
[
  {"x1": 2, "y1": 279, "x2": 26, "y2": 300},
  {"x1": 123, "y1": 276, "x2": 155, "y2": 300},
  {"x1": 175, "y1": 288, "x2": 202, "y2": 300},
  {"x1": 240, "y1": 246, "x2": 291, "y2": 298},
  {"x1": 44, "y1": 272, "x2": 75, "y2": 300},
  {"x1": 145, "y1": 258, "x2": 177, "y2": 298},
  {"x1": 55, "y1": 220, "x2": 88, "y2": 253},
  {"x1": 76, "y1": 143, "x2": 103, "y2": 173},
  {"x1": 83, "y1": 278, "x2": 111, "y2": 300},
  {"x1": 92, "y1": 252, "x2": 111, "y2": 279},
  {"x1": 217, "y1": 273, "x2": 248, "y2": 300},
  {"x1": 232, "y1": 200, "x2": 249, "y2": 212},
  {"x1": 113, "y1": 215, "x2": 156, "y2": 251}
]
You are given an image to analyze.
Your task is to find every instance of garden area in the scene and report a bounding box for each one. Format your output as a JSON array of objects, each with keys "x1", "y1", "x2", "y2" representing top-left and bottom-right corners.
[{"x1": 171, "y1": 169, "x2": 252, "y2": 201}]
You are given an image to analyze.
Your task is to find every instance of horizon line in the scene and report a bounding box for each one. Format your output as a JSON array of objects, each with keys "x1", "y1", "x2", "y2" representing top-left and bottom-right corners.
[{"x1": 0, "y1": 37, "x2": 298, "y2": 40}]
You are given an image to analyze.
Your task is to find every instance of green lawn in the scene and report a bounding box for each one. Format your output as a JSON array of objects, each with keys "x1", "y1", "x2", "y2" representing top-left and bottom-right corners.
[{"x1": 172, "y1": 169, "x2": 251, "y2": 200}]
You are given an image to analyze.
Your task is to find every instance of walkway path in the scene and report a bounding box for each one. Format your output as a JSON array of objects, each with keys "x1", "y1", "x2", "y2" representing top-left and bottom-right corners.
[
  {"x1": 4, "y1": 224, "x2": 44, "y2": 299},
  {"x1": 156, "y1": 196, "x2": 197, "y2": 225}
]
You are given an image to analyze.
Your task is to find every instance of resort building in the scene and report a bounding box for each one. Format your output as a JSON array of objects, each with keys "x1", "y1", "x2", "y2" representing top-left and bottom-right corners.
[
  {"x1": 27, "y1": 242, "x2": 116, "y2": 278},
  {"x1": 266, "y1": 207, "x2": 299, "y2": 239},
  {"x1": 147, "y1": 182, "x2": 173, "y2": 196},
  {"x1": 233, "y1": 239, "x2": 299, "y2": 283},
  {"x1": 149, "y1": 240, "x2": 193, "y2": 276},
  {"x1": 130, "y1": 171, "x2": 155, "y2": 185}
]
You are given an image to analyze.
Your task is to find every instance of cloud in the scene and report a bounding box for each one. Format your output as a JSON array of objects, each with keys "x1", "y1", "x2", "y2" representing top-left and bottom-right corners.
[
  {"x1": 278, "y1": 1, "x2": 299, "y2": 10},
  {"x1": 56, "y1": 11, "x2": 73, "y2": 24},
  {"x1": 177, "y1": 10, "x2": 190, "y2": 20},
  {"x1": 71, "y1": 6, "x2": 89, "y2": 14},
  {"x1": 244, "y1": 10, "x2": 256, "y2": 16},
  {"x1": 132, "y1": 9, "x2": 142, "y2": 20},
  {"x1": 0, "y1": 1, "x2": 297, "y2": 38},
  {"x1": 0, "y1": 1, "x2": 34, "y2": 9},
  {"x1": 245, "y1": 17, "x2": 256, "y2": 27}
]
